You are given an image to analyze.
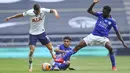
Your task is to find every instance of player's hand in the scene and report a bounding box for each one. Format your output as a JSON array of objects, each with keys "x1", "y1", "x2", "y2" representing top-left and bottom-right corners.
[
  {"x1": 55, "y1": 14, "x2": 60, "y2": 19},
  {"x1": 5, "y1": 17, "x2": 11, "y2": 21},
  {"x1": 123, "y1": 43, "x2": 128, "y2": 49},
  {"x1": 93, "y1": 0, "x2": 99, "y2": 3}
]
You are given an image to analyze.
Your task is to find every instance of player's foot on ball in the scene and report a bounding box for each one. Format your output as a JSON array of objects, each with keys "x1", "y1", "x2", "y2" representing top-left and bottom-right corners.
[
  {"x1": 112, "y1": 66, "x2": 118, "y2": 71},
  {"x1": 54, "y1": 58, "x2": 64, "y2": 63}
]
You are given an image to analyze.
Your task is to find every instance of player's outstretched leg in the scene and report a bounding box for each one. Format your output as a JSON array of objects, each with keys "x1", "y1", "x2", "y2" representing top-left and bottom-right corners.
[
  {"x1": 44, "y1": 42, "x2": 56, "y2": 60},
  {"x1": 28, "y1": 45, "x2": 35, "y2": 72},
  {"x1": 55, "y1": 40, "x2": 86, "y2": 63},
  {"x1": 105, "y1": 42, "x2": 117, "y2": 71}
]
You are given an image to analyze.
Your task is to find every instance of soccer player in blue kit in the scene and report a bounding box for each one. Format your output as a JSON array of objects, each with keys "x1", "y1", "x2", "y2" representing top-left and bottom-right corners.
[
  {"x1": 55, "y1": 0, "x2": 128, "y2": 71},
  {"x1": 51, "y1": 36, "x2": 75, "y2": 70}
]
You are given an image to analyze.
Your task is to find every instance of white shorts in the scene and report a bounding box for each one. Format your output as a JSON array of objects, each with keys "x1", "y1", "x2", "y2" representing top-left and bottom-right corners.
[{"x1": 83, "y1": 34, "x2": 110, "y2": 46}]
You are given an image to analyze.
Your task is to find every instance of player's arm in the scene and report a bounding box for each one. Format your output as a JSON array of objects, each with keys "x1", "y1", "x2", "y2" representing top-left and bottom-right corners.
[
  {"x1": 112, "y1": 22, "x2": 128, "y2": 48},
  {"x1": 50, "y1": 9, "x2": 60, "y2": 19},
  {"x1": 87, "y1": 0, "x2": 99, "y2": 16},
  {"x1": 54, "y1": 47, "x2": 66, "y2": 53},
  {"x1": 115, "y1": 31, "x2": 128, "y2": 48},
  {"x1": 5, "y1": 13, "x2": 24, "y2": 21}
]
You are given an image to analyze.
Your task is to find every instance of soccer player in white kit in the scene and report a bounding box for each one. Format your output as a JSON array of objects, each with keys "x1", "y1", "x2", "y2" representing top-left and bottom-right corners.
[{"x1": 5, "y1": 4, "x2": 60, "y2": 72}]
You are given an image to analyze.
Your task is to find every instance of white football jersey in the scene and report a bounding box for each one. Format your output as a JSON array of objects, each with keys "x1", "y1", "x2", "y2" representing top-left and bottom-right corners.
[{"x1": 23, "y1": 8, "x2": 51, "y2": 35}]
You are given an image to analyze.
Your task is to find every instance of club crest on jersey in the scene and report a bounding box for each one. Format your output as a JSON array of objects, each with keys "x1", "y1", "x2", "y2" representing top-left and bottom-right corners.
[{"x1": 32, "y1": 17, "x2": 42, "y2": 22}]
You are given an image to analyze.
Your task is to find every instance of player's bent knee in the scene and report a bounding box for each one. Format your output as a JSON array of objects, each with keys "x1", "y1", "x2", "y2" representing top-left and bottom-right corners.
[{"x1": 30, "y1": 49, "x2": 34, "y2": 53}]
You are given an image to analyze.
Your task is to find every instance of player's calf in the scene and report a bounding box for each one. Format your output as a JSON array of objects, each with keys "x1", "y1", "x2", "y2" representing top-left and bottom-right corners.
[{"x1": 29, "y1": 61, "x2": 33, "y2": 72}]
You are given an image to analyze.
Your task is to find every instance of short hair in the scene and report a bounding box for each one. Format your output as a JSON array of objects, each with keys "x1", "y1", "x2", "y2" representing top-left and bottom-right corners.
[
  {"x1": 63, "y1": 36, "x2": 72, "y2": 41},
  {"x1": 103, "y1": 5, "x2": 111, "y2": 12},
  {"x1": 33, "y1": 4, "x2": 40, "y2": 11}
]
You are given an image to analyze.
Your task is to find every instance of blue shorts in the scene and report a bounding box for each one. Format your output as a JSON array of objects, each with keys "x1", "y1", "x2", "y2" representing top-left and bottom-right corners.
[
  {"x1": 29, "y1": 32, "x2": 50, "y2": 46},
  {"x1": 51, "y1": 62, "x2": 69, "y2": 70}
]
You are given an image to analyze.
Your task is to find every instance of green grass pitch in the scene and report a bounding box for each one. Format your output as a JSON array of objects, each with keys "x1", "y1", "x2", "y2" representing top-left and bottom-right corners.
[{"x1": 0, "y1": 56, "x2": 129, "y2": 73}]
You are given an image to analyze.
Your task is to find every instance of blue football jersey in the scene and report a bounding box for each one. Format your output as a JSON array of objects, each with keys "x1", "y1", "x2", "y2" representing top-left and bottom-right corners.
[
  {"x1": 92, "y1": 12, "x2": 118, "y2": 37},
  {"x1": 56, "y1": 44, "x2": 72, "y2": 55},
  {"x1": 55, "y1": 44, "x2": 72, "y2": 61}
]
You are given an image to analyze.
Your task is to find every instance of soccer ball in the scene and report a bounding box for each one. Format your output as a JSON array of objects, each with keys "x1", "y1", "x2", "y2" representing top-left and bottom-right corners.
[{"x1": 41, "y1": 62, "x2": 51, "y2": 71}]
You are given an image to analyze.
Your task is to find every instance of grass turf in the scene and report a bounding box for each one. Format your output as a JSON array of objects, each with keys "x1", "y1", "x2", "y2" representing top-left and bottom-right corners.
[{"x1": 0, "y1": 56, "x2": 129, "y2": 73}]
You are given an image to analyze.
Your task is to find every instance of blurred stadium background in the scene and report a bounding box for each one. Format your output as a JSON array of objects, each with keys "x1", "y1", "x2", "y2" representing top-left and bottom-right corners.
[{"x1": 0, "y1": 0, "x2": 130, "y2": 58}]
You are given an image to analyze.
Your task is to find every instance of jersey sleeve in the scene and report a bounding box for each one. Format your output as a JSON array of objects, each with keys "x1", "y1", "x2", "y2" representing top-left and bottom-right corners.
[
  {"x1": 55, "y1": 44, "x2": 61, "y2": 50},
  {"x1": 94, "y1": 12, "x2": 102, "y2": 17},
  {"x1": 111, "y1": 19, "x2": 118, "y2": 32},
  {"x1": 23, "y1": 10, "x2": 30, "y2": 16},
  {"x1": 41, "y1": 8, "x2": 51, "y2": 13}
]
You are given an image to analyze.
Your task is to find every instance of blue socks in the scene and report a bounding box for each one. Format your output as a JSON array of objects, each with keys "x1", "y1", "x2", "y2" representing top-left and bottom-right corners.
[
  {"x1": 62, "y1": 49, "x2": 116, "y2": 67},
  {"x1": 63, "y1": 50, "x2": 76, "y2": 61},
  {"x1": 109, "y1": 54, "x2": 116, "y2": 67}
]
